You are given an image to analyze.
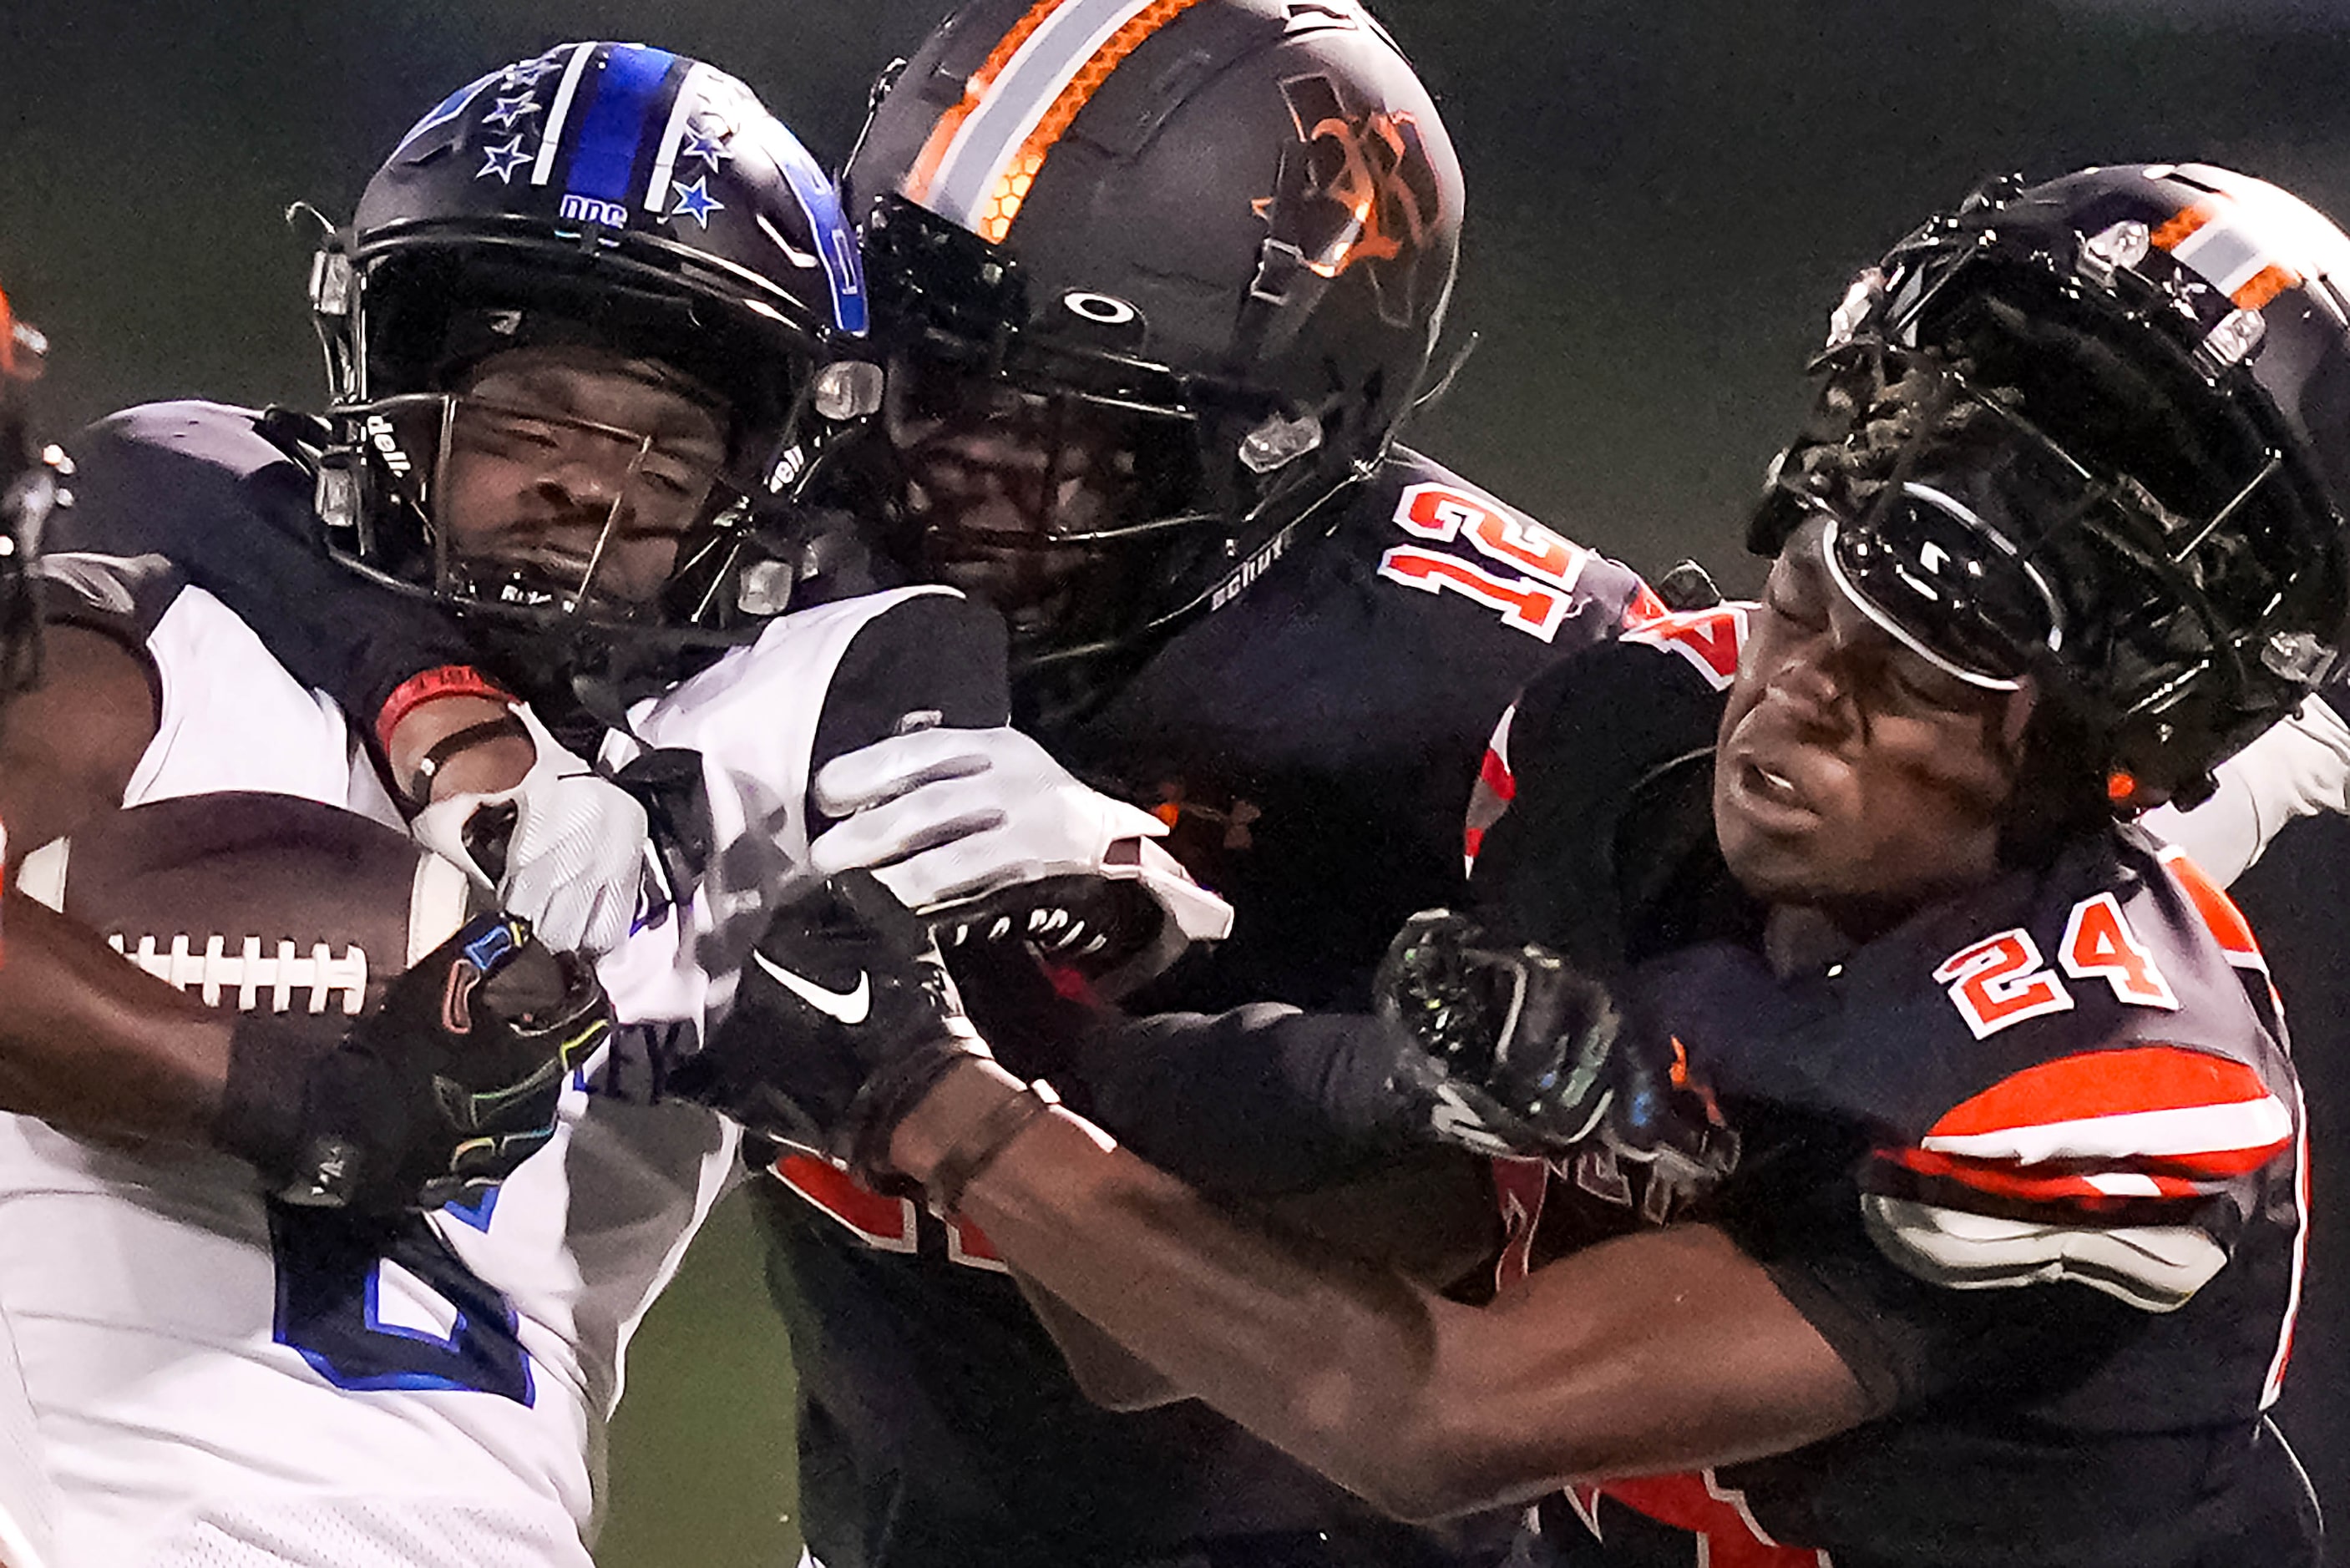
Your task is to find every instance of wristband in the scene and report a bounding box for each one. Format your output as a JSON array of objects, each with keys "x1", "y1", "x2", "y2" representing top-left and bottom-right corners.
[
  {"x1": 376, "y1": 665, "x2": 514, "y2": 756},
  {"x1": 926, "y1": 1078, "x2": 1061, "y2": 1220},
  {"x1": 403, "y1": 714, "x2": 530, "y2": 804}
]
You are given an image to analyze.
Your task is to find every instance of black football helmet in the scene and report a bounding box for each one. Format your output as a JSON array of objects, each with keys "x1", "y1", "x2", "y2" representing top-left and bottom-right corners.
[
  {"x1": 844, "y1": 0, "x2": 1463, "y2": 706},
  {"x1": 307, "y1": 43, "x2": 879, "y2": 688},
  {"x1": 0, "y1": 281, "x2": 57, "y2": 700},
  {"x1": 1755, "y1": 163, "x2": 2350, "y2": 808}
]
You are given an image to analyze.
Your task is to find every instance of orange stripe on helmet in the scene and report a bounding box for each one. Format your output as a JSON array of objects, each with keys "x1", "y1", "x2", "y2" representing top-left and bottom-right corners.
[
  {"x1": 902, "y1": 0, "x2": 1081, "y2": 208},
  {"x1": 2150, "y1": 201, "x2": 2216, "y2": 254},
  {"x1": 970, "y1": 0, "x2": 1204, "y2": 244},
  {"x1": 2233, "y1": 262, "x2": 2301, "y2": 311},
  {"x1": 0, "y1": 287, "x2": 14, "y2": 381}
]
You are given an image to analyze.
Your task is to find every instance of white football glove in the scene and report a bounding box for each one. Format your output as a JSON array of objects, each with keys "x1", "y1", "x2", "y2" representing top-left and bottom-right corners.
[
  {"x1": 409, "y1": 704, "x2": 651, "y2": 957},
  {"x1": 808, "y1": 725, "x2": 1233, "y2": 985}
]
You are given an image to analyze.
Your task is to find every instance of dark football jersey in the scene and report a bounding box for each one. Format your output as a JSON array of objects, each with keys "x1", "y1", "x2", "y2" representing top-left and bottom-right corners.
[
  {"x1": 1474, "y1": 611, "x2": 2316, "y2": 1568},
  {"x1": 758, "y1": 450, "x2": 1655, "y2": 1568}
]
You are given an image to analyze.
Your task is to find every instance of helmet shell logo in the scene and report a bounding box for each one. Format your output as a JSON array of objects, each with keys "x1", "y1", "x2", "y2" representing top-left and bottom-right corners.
[
  {"x1": 1252, "y1": 72, "x2": 1444, "y2": 326},
  {"x1": 559, "y1": 193, "x2": 631, "y2": 228}
]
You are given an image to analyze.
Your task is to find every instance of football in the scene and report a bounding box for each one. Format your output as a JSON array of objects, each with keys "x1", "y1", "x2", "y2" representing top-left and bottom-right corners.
[{"x1": 14, "y1": 792, "x2": 476, "y2": 1045}]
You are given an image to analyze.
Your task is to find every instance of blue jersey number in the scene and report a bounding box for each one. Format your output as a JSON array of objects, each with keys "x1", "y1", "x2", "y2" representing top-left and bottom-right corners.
[{"x1": 268, "y1": 1203, "x2": 534, "y2": 1404}]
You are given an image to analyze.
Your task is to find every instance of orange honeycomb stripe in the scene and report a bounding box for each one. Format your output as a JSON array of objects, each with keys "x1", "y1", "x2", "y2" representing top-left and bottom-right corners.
[
  {"x1": 2150, "y1": 201, "x2": 2216, "y2": 253},
  {"x1": 974, "y1": 0, "x2": 1205, "y2": 243},
  {"x1": 903, "y1": 0, "x2": 1081, "y2": 205},
  {"x1": 2233, "y1": 262, "x2": 2300, "y2": 311}
]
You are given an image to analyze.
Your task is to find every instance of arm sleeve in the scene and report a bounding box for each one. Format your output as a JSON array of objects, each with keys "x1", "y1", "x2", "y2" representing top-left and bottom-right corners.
[
  {"x1": 55, "y1": 402, "x2": 477, "y2": 725},
  {"x1": 2140, "y1": 692, "x2": 2350, "y2": 885},
  {"x1": 1059, "y1": 1004, "x2": 1419, "y2": 1197}
]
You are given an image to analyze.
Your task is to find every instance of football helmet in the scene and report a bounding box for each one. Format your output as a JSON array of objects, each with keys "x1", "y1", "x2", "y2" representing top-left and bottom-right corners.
[
  {"x1": 0, "y1": 281, "x2": 56, "y2": 699},
  {"x1": 844, "y1": 0, "x2": 1463, "y2": 703},
  {"x1": 306, "y1": 43, "x2": 876, "y2": 689},
  {"x1": 1755, "y1": 164, "x2": 2350, "y2": 807}
]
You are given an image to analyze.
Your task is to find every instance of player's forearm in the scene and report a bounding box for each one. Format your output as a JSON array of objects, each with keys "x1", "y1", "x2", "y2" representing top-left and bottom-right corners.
[
  {"x1": 0, "y1": 894, "x2": 230, "y2": 1143},
  {"x1": 890, "y1": 1059, "x2": 1487, "y2": 1520}
]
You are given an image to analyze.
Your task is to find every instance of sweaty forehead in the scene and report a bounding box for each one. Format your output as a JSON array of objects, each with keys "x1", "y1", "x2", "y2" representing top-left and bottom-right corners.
[{"x1": 461, "y1": 347, "x2": 729, "y2": 447}]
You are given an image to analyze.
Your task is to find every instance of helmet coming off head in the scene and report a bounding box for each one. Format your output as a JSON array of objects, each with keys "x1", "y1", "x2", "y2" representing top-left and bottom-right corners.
[
  {"x1": 307, "y1": 42, "x2": 877, "y2": 680},
  {"x1": 1756, "y1": 162, "x2": 2350, "y2": 813},
  {"x1": 846, "y1": 0, "x2": 1464, "y2": 699}
]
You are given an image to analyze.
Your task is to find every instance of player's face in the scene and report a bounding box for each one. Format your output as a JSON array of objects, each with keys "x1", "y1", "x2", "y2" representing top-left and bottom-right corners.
[
  {"x1": 436, "y1": 346, "x2": 730, "y2": 609},
  {"x1": 883, "y1": 357, "x2": 1156, "y2": 640},
  {"x1": 1715, "y1": 516, "x2": 2026, "y2": 920}
]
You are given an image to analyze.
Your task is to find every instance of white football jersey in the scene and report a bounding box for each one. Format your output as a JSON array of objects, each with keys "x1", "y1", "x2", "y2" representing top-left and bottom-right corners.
[{"x1": 0, "y1": 574, "x2": 970, "y2": 1568}]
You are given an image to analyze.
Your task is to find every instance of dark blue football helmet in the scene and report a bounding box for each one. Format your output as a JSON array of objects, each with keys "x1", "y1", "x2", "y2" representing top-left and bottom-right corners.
[{"x1": 307, "y1": 43, "x2": 879, "y2": 662}]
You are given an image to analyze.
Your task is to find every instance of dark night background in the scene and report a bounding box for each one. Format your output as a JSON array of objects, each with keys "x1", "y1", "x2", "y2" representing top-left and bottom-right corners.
[{"x1": 5, "y1": 0, "x2": 2348, "y2": 1561}]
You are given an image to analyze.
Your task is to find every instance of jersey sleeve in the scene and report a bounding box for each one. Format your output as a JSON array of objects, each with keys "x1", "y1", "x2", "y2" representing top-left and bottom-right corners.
[
  {"x1": 805, "y1": 590, "x2": 1011, "y2": 824},
  {"x1": 30, "y1": 549, "x2": 185, "y2": 646},
  {"x1": 1468, "y1": 606, "x2": 1747, "y2": 972},
  {"x1": 1855, "y1": 1042, "x2": 2293, "y2": 1313},
  {"x1": 55, "y1": 402, "x2": 477, "y2": 726}
]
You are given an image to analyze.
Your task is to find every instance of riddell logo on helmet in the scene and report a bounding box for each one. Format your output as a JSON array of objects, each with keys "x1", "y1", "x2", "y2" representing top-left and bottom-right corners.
[
  {"x1": 362, "y1": 414, "x2": 412, "y2": 476},
  {"x1": 558, "y1": 192, "x2": 631, "y2": 228}
]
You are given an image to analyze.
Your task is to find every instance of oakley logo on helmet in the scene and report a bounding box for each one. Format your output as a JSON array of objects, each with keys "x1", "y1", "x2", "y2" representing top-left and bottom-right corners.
[{"x1": 1063, "y1": 291, "x2": 1140, "y2": 326}]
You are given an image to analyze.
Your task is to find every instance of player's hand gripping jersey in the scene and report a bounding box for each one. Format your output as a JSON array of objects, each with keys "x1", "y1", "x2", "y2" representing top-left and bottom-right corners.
[
  {"x1": 0, "y1": 410, "x2": 1011, "y2": 1568},
  {"x1": 1471, "y1": 609, "x2": 2313, "y2": 1568}
]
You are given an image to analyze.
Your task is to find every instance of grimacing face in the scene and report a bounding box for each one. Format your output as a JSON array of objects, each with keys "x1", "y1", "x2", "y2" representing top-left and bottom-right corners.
[
  {"x1": 437, "y1": 345, "x2": 731, "y2": 609},
  {"x1": 1714, "y1": 515, "x2": 2030, "y2": 921}
]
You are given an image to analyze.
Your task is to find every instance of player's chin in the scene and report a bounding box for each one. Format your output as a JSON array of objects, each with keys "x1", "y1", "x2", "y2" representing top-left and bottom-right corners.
[{"x1": 1715, "y1": 800, "x2": 1852, "y2": 908}]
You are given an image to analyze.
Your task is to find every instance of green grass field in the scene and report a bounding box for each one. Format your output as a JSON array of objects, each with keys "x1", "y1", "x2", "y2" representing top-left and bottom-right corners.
[{"x1": 596, "y1": 1189, "x2": 803, "y2": 1566}]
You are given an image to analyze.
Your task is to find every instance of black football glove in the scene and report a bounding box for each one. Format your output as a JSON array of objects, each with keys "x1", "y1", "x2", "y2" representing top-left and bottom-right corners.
[
  {"x1": 1374, "y1": 910, "x2": 1740, "y2": 1188},
  {"x1": 666, "y1": 869, "x2": 991, "y2": 1174},
  {"x1": 218, "y1": 912, "x2": 610, "y2": 1214}
]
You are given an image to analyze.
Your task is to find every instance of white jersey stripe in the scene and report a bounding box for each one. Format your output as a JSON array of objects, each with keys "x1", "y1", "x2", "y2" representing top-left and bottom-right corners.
[
  {"x1": 1863, "y1": 1195, "x2": 2228, "y2": 1312},
  {"x1": 2263, "y1": 1076, "x2": 2311, "y2": 1408},
  {"x1": 529, "y1": 43, "x2": 596, "y2": 187},
  {"x1": 928, "y1": 0, "x2": 1161, "y2": 230},
  {"x1": 1920, "y1": 1092, "x2": 2292, "y2": 1166}
]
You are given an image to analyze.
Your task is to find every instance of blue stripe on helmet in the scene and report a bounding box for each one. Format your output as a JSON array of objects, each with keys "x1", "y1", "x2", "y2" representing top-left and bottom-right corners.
[
  {"x1": 565, "y1": 44, "x2": 680, "y2": 204},
  {"x1": 764, "y1": 123, "x2": 869, "y2": 336}
]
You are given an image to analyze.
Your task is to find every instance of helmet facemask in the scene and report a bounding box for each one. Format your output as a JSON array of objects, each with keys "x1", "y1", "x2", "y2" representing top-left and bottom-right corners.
[
  {"x1": 313, "y1": 241, "x2": 834, "y2": 691},
  {"x1": 864, "y1": 194, "x2": 1360, "y2": 703}
]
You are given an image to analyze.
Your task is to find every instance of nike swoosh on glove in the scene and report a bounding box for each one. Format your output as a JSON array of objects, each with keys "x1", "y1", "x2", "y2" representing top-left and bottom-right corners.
[
  {"x1": 808, "y1": 724, "x2": 1232, "y2": 991},
  {"x1": 666, "y1": 870, "x2": 992, "y2": 1176},
  {"x1": 410, "y1": 703, "x2": 650, "y2": 957}
]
